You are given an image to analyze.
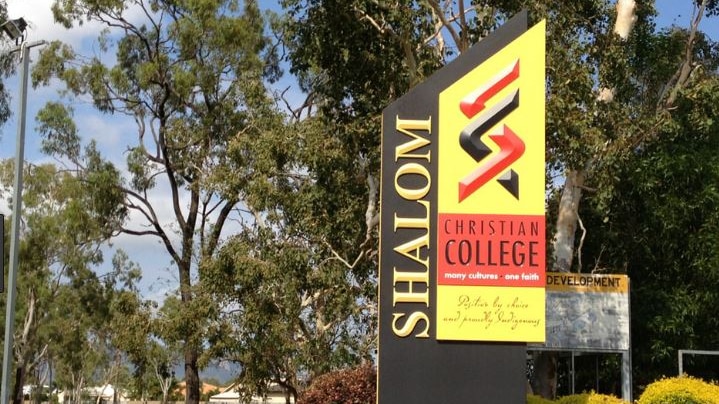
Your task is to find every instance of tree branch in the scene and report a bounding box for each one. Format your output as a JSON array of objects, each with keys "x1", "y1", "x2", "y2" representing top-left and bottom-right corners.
[
  {"x1": 205, "y1": 199, "x2": 237, "y2": 257},
  {"x1": 663, "y1": 0, "x2": 708, "y2": 108},
  {"x1": 576, "y1": 214, "x2": 587, "y2": 273},
  {"x1": 426, "y1": 0, "x2": 466, "y2": 53}
]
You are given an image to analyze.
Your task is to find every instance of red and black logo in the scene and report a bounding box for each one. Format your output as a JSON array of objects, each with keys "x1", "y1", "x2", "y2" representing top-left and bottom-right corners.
[{"x1": 458, "y1": 60, "x2": 525, "y2": 202}]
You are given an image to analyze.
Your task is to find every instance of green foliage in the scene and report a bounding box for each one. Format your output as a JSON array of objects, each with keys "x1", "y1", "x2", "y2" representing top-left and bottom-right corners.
[
  {"x1": 283, "y1": 0, "x2": 719, "y2": 399},
  {"x1": 200, "y1": 387, "x2": 220, "y2": 402},
  {"x1": 528, "y1": 395, "x2": 556, "y2": 404},
  {"x1": 0, "y1": 159, "x2": 148, "y2": 401},
  {"x1": 638, "y1": 376, "x2": 719, "y2": 404},
  {"x1": 527, "y1": 392, "x2": 627, "y2": 404},
  {"x1": 528, "y1": 391, "x2": 627, "y2": 404},
  {"x1": 35, "y1": 0, "x2": 287, "y2": 400},
  {"x1": 21, "y1": 1, "x2": 719, "y2": 402},
  {"x1": 46, "y1": 251, "x2": 146, "y2": 394},
  {"x1": 204, "y1": 223, "x2": 371, "y2": 399},
  {"x1": 297, "y1": 364, "x2": 376, "y2": 404},
  {"x1": 123, "y1": 335, "x2": 181, "y2": 402},
  {"x1": 284, "y1": 0, "x2": 441, "y2": 109},
  {"x1": 555, "y1": 392, "x2": 628, "y2": 404},
  {"x1": 578, "y1": 74, "x2": 719, "y2": 385},
  {"x1": 703, "y1": 0, "x2": 719, "y2": 16},
  {"x1": 35, "y1": 102, "x2": 80, "y2": 161}
]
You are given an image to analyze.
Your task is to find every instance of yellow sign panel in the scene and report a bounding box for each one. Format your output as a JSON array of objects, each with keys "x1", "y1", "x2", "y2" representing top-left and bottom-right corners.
[
  {"x1": 436, "y1": 20, "x2": 546, "y2": 342},
  {"x1": 546, "y1": 272, "x2": 629, "y2": 293},
  {"x1": 438, "y1": 21, "x2": 545, "y2": 213},
  {"x1": 437, "y1": 285, "x2": 544, "y2": 341}
]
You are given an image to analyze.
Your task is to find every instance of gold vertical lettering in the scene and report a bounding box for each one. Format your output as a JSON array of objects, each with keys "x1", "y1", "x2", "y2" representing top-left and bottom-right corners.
[
  {"x1": 395, "y1": 116, "x2": 432, "y2": 161},
  {"x1": 393, "y1": 269, "x2": 429, "y2": 306},
  {"x1": 389, "y1": 114, "x2": 433, "y2": 339},
  {"x1": 392, "y1": 312, "x2": 430, "y2": 338},
  {"x1": 395, "y1": 163, "x2": 431, "y2": 200}
]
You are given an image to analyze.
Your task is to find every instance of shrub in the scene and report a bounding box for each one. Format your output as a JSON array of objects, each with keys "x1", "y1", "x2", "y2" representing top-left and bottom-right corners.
[
  {"x1": 298, "y1": 363, "x2": 376, "y2": 404},
  {"x1": 528, "y1": 394, "x2": 555, "y2": 404},
  {"x1": 638, "y1": 376, "x2": 719, "y2": 404},
  {"x1": 555, "y1": 392, "x2": 628, "y2": 404},
  {"x1": 527, "y1": 392, "x2": 628, "y2": 404}
]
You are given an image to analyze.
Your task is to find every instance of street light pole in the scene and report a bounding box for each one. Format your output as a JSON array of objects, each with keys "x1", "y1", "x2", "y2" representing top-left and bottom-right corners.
[{"x1": 0, "y1": 38, "x2": 46, "y2": 404}]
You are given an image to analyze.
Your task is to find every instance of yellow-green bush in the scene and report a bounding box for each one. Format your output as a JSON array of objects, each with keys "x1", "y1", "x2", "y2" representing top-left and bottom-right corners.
[
  {"x1": 638, "y1": 376, "x2": 719, "y2": 404},
  {"x1": 527, "y1": 394, "x2": 555, "y2": 404},
  {"x1": 527, "y1": 392, "x2": 627, "y2": 404},
  {"x1": 555, "y1": 392, "x2": 628, "y2": 404}
]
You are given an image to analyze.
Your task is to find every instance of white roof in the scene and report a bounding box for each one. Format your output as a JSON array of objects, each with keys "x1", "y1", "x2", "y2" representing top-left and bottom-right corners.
[
  {"x1": 87, "y1": 385, "x2": 116, "y2": 398},
  {"x1": 210, "y1": 390, "x2": 240, "y2": 400}
]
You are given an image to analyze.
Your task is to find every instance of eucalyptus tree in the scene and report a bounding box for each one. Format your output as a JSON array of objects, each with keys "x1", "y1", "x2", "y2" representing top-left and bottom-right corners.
[
  {"x1": 115, "y1": 294, "x2": 181, "y2": 404},
  {"x1": 0, "y1": 158, "x2": 133, "y2": 404},
  {"x1": 32, "y1": 1, "x2": 284, "y2": 402},
  {"x1": 47, "y1": 252, "x2": 143, "y2": 404},
  {"x1": 204, "y1": 219, "x2": 378, "y2": 401}
]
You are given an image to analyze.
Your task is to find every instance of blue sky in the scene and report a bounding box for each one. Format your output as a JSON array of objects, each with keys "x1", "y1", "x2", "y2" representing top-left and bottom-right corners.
[{"x1": 0, "y1": 0, "x2": 717, "y2": 301}]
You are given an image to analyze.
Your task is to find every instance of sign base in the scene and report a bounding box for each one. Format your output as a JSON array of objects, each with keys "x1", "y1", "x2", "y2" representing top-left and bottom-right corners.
[{"x1": 378, "y1": 343, "x2": 527, "y2": 403}]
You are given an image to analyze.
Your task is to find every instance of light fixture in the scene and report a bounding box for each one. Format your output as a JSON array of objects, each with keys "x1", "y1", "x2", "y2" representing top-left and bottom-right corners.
[{"x1": 0, "y1": 17, "x2": 27, "y2": 42}]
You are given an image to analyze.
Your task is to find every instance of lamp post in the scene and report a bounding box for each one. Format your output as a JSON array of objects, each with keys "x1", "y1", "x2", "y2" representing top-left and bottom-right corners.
[{"x1": 0, "y1": 17, "x2": 46, "y2": 404}]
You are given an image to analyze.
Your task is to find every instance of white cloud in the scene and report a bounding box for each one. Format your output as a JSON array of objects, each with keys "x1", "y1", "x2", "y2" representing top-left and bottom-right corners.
[
  {"x1": 77, "y1": 110, "x2": 129, "y2": 149},
  {"x1": 7, "y1": 0, "x2": 103, "y2": 49},
  {"x1": 7, "y1": 0, "x2": 150, "y2": 50}
]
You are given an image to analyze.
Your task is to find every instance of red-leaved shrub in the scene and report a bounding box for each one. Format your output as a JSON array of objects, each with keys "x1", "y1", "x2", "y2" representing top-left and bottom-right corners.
[{"x1": 298, "y1": 363, "x2": 376, "y2": 404}]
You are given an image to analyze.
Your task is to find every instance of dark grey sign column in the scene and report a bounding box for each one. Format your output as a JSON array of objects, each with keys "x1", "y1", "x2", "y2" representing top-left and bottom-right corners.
[{"x1": 378, "y1": 11, "x2": 531, "y2": 404}]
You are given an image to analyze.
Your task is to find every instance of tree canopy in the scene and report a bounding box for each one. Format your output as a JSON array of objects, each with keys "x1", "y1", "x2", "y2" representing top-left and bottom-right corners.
[{"x1": 34, "y1": 0, "x2": 285, "y2": 401}]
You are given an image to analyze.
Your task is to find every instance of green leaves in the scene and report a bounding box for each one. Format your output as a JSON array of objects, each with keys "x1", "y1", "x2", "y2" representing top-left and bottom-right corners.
[
  {"x1": 36, "y1": 102, "x2": 80, "y2": 162},
  {"x1": 127, "y1": 146, "x2": 156, "y2": 192},
  {"x1": 34, "y1": 1, "x2": 288, "y2": 401},
  {"x1": 578, "y1": 74, "x2": 719, "y2": 385},
  {"x1": 31, "y1": 40, "x2": 77, "y2": 89},
  {"x1": 0, "y1": 156, "x2": 147, "y2": 400}
]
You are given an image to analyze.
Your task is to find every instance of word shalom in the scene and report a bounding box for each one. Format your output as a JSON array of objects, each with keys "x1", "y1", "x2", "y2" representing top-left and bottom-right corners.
[{"x1": 391, "y1": 116, "x2": 433, "y2": 338}]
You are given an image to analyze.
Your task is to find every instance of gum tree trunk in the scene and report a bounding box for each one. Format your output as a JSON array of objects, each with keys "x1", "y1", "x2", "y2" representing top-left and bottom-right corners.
[{"x1": 533, "y1": 169, "x2": 585, "y2": 398}]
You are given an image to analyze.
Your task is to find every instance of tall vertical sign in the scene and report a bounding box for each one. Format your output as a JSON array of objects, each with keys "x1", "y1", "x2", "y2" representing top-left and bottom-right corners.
[{"x1": 378, "y1": 12, "x2": 545, "y2": 403}]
